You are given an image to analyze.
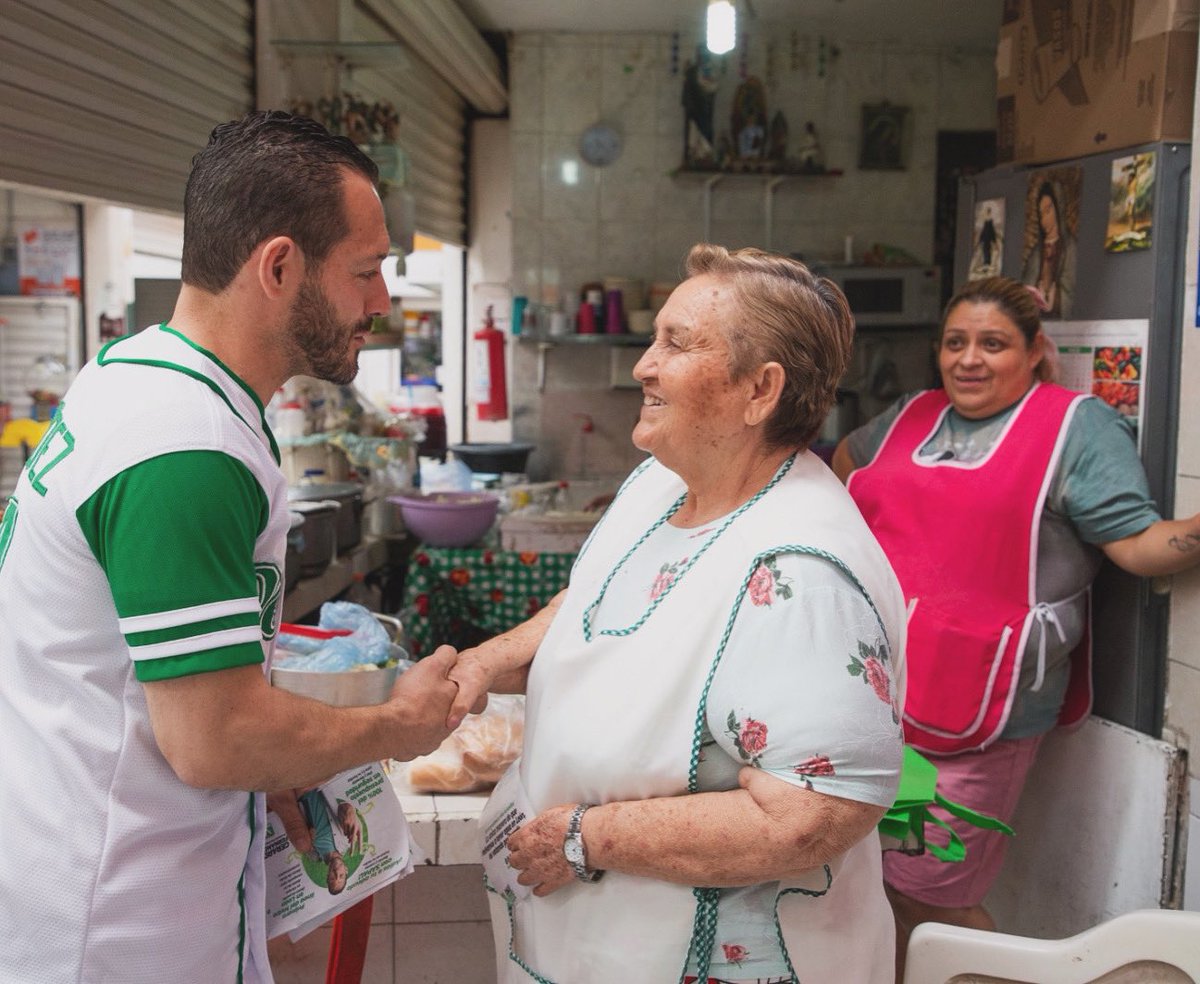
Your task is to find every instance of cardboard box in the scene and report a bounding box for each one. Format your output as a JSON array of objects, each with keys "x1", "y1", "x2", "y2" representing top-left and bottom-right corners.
[{"x1": 996, "y1": 0, "x2": 1198, "y2": 164}]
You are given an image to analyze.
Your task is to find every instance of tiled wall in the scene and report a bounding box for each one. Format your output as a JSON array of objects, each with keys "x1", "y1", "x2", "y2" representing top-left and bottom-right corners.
[
  {"x1": 1170, "y1": 69, "x2": 1200, "y2": 907},
  {"x1": 504, "y1": 29, "x2": 996, "y2": 478}
]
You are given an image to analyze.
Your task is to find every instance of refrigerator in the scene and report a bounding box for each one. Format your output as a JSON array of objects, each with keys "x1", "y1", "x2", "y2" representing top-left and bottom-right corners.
[{"x1": 953, "y1": 139, "x2": 1191, "y2": 740}]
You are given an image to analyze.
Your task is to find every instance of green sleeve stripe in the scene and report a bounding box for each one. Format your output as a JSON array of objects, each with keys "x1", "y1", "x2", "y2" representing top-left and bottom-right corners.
[
  {"x1": 133, "y1": 641, "x2": 265, "y2": 682},
  {"x1": 125, "y1": 610, "x2": 261, "y2": 648}
]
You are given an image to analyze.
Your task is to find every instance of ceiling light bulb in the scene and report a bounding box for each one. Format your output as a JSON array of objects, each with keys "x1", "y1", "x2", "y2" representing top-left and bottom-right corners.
[{"x1": 706, "y1": 0, "x2": 736, "y2": 55}]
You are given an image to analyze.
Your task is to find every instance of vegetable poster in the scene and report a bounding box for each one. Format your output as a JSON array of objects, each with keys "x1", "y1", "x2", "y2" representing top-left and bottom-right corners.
[{"x1": 1047, "y1": 319, "x2": 1150, "y2": 446}]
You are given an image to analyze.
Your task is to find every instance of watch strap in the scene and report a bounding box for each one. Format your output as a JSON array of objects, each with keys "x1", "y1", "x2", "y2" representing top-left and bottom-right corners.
[{"x1": 564, "y1": 803, "x2": 603, "y2": 882}]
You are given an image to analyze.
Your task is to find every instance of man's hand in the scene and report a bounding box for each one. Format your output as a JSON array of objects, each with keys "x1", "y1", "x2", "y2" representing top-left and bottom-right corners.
[
  {"x1": 384, "y1": 644, "x2": 463, "y2": 761},
  {"x1": 266, "y1": 788, "x2": 314, "y2": 854}
]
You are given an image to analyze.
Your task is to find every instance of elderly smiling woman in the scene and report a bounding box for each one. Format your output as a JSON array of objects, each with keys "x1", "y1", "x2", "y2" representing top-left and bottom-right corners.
[{"x1": 449, "y1": 244, "x2": 908, "y2": 983}]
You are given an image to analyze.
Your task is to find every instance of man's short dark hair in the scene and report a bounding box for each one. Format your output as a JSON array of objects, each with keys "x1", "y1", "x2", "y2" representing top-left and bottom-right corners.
[{"x1": 181, "y1": 110, "x2": 380, "y2": 293}]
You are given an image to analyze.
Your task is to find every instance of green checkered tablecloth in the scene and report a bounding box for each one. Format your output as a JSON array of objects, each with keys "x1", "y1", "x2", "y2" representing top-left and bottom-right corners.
[{"x1": 401, "y1": 546, "x2": 576, "y2": 657}]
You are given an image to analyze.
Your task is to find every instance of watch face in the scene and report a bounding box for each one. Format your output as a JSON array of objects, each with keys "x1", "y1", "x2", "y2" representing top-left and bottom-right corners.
[
  {"x1": 564, "y1": 835, "x2": 586, "y2": 867},
  {"x1": 580, "y1": 124, "x2": 621, "y2": 167}
]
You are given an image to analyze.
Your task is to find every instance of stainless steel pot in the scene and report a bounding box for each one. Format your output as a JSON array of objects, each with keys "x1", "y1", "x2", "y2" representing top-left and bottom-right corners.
[
  {"x1": 285, "y1": 510, "x2": 305, "y2": 590},
  {"x1": 288, "y1": 499, "x2": 340, "y2": 578},
  {"x1": 288, "y1": 481, "x2": 364, "y2": 553}
]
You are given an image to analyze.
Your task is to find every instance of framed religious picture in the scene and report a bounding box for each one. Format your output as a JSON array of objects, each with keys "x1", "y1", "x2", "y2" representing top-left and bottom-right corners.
[
  {"x1": 859, "y1": 102, "x2": 910, "y2": 170},
  {"x1": 969, "y1": 198, "x2": 1005, "y2": 280},
  {"x1": 1105, "y1": 152, "x2": 1156, "y2": 253},
  {"x1": 1021, "y1": 165, "x2": 1082, "y2": 318}
]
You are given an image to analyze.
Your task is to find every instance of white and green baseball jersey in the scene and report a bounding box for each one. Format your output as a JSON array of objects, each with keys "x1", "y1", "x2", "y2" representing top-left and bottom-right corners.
[{"x1": 0, "y1": 325, "x2": 288, "y2": 983}]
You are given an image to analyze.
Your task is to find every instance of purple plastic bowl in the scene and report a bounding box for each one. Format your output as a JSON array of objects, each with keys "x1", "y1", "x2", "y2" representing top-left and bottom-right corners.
[{"x1": 388, "y1": 491, "x2": 500, "y2": 548}]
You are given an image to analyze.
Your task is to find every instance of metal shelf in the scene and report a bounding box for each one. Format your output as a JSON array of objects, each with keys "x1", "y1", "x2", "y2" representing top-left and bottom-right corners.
[
  {"x1": 515, "y1": 332, "x2": 650, "y2": 347},
  {"x1": 670, "y1": 168, "x2": 843, "y2": 251}
]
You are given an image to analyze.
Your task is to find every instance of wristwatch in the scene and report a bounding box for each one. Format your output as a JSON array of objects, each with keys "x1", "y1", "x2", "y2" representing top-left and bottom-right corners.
[{"x1": 562, "y1": 804, "x2": 603, "y2": 882}]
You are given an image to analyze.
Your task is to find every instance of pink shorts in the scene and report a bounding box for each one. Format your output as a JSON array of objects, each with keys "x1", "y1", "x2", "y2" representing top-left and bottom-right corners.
[{"x1": 883, "y1": 734, "x2": 1043, "y2": 908}]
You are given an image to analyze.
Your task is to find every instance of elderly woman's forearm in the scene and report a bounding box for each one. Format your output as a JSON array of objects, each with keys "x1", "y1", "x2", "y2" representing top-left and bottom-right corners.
[
  {"x1": 582, "y1": 772, "x2": 886, "y2": 887},
  {"x1": 446, "y1": 589, "x2": 566, "y2": 718}
]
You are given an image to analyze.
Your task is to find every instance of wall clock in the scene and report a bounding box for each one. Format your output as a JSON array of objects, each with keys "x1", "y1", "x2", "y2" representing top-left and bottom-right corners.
[{"x1": 579, "y1": 123, "x2": 622, "y2": 167}]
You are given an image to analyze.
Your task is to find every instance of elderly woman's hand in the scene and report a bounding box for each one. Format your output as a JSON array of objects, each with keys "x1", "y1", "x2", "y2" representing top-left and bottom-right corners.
[{"x1": 506, "y1": 803, "x2": 577, "y2": 896}]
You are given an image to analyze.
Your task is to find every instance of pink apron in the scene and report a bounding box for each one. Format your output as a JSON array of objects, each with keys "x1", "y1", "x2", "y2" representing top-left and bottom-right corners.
[{"x1": 848, "y1": 383, "x2": 1091, "y2": 755}]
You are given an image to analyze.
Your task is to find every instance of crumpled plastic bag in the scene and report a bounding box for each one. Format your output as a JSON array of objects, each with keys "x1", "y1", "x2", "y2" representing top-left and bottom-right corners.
[
  {"x1": 274, "y1": 601, "x2": 410, "y2": 671},
  {"x1": 407, "y1": 694, "x2": 525, "y2": 793}
]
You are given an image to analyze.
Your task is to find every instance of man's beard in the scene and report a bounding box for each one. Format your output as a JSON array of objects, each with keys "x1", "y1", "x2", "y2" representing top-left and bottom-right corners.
[{"x1": 288, "y1": 276, "x2": 369, "y2": 385}]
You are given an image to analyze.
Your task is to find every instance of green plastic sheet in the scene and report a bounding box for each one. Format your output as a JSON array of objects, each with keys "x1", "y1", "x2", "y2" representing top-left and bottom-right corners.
[{"x1": 879, "y1": 746, "x2": 1015, "y2": 862}]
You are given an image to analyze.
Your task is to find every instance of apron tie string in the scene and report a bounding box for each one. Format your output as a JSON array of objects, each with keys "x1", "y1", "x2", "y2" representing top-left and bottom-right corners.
[{"x1": 1031, "y1": 602, "x2": 1067, "y2": 692}]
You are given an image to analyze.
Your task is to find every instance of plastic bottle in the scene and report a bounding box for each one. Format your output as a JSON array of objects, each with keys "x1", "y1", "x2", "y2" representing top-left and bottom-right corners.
[
  {"x1": 604, "y1": 289, "x2": 626, "y2": 334},
  {"x1": 393, "y1": 379, "x2": 447, "y2": 459}
]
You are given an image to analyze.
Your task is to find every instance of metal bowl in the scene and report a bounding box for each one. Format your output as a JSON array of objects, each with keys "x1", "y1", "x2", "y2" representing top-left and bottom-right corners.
[
  {"x1": 270, "y1": 663, "x2": 399, "y2": 707},
  {"x1": 448, "y1": 442, "x2": 535, "y2": 474}
]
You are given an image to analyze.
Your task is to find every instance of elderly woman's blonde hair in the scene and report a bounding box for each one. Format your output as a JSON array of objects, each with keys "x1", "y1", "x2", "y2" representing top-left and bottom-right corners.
[{"x1": 685, "y1": 243, "x2": 855, "y2": 448}]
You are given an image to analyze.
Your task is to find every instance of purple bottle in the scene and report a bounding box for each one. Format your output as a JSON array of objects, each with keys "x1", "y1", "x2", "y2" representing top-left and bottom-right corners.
[{"x1": 604, "y1": 289, "x2": 626, "y2": 334}]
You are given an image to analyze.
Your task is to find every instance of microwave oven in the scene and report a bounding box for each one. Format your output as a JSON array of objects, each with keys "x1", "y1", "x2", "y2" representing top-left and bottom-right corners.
[{"x1": 815, "y1": 264, "x2": 942, "y2": 328}]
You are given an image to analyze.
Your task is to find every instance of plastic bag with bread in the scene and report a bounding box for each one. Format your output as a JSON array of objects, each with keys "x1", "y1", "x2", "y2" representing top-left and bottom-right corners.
[{"x1": 407, "y1": 693, "x2": 524, "y2": 793}]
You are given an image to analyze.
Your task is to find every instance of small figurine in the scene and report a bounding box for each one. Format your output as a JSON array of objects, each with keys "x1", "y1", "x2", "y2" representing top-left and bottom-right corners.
[
  {"x1": 796, "y1": 121, "x2": 825, "y2": 173},
  {"x1": 768, "y1": 111, "x2": 788, "y2": 164},
  {"x1": 682, "y1": 46, "x2": 721, "y2": 168},
  {"x1": 732, "y1": 77, "x2": 768, "y2": 161}
]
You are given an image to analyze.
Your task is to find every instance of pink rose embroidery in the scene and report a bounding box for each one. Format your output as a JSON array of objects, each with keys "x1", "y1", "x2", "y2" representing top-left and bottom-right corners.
[
  {"x1": 747, "y1": 555, "x2": 794, "y2": 608},
  {"x1": 740, "y1": 719, "x2": 768, "y2": 756},
  {"x1": 649, "y1": 561, "x2": 681, "y2": 601},
  {"x1": 864, "y1": 656, "x2": 891, "y2": 704},
  {"x1": 721, "y1": 943, "x2": 749, "y2": 966},
  {"x1": 847, "y1": 641, "x2": 899, "y2": 725},
  {"x1": 793, "y1": 755, "x2": 836, "y2": 778},
  {"x1": 747, "y1": 564, "x2": 775, "y2": 606},
  {"x1": 726, "y1": 711, "x2": 768, "y2": 765}
]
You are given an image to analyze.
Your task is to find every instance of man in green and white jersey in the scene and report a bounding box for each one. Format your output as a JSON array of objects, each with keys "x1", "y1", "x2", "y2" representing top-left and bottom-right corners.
[{"x1": 0, "y1": 113, "x2": 470, "y2": 983}]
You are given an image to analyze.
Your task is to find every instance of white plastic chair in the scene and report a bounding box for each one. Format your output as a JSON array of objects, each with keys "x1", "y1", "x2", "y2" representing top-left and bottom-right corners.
[{"x1": 903, "y1": 908, "x2": 1200, "y2": 984}]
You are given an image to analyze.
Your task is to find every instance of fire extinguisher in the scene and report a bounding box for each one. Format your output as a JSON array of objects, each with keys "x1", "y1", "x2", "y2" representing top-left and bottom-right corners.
[{"x1": 472, "y1": 304, "x2": 508, "y2": 421}]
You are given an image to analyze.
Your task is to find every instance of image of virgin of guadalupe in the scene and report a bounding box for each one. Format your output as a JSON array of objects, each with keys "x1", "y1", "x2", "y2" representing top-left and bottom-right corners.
[{"x1": 1020, "y1": 166, "x2": 1081, "y2": 318}]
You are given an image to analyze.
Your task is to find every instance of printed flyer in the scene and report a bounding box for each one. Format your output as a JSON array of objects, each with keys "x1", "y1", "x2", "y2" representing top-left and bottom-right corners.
[
  {"x1": 265, "y1": 761, "x2": 420, "y2": 941},
  {"x1": 1048, "y1": 318, "x2": 1150, "y2": 448}
]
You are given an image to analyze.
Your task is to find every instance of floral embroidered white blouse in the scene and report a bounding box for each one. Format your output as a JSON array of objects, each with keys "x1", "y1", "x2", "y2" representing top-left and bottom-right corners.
[{"x1": 593, "y1": 521, "x2": 904, "y2": 979}]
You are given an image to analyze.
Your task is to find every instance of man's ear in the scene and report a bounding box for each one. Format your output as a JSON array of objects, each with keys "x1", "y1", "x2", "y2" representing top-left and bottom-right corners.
[
  {"x1": 257, "y1": 236, "x2": 301, "y2": 298},
  {"x1": 744, "y1": 361, "x2": 786, "y2": 428}
]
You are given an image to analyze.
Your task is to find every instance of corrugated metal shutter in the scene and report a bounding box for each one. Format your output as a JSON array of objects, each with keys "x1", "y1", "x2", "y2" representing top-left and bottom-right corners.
[
  {"x1": 355, "y1": 60, "x2": 466, "y2": 247},
  {"x1": 0, "y1": 0, "x2": 254, "y2": 213}
]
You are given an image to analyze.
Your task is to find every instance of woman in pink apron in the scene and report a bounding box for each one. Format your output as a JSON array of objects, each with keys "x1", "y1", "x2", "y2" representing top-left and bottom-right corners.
[
  {"x1": 832, "y1": 276, "x2": 1200, "y2": 977},
  {"x1": 451, "y1": 245, "x2": 908, "y2": 983}
]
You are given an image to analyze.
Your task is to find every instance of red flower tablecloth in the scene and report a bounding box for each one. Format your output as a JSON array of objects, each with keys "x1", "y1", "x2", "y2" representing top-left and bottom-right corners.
[{"x1": 400, "y1": 546, "x2": 576, "y2": 657}]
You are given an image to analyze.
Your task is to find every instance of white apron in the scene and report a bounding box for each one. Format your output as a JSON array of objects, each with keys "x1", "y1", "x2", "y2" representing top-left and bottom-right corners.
[{"x1": 483, "y1": 453, "x2": 906, "y2": 983}]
